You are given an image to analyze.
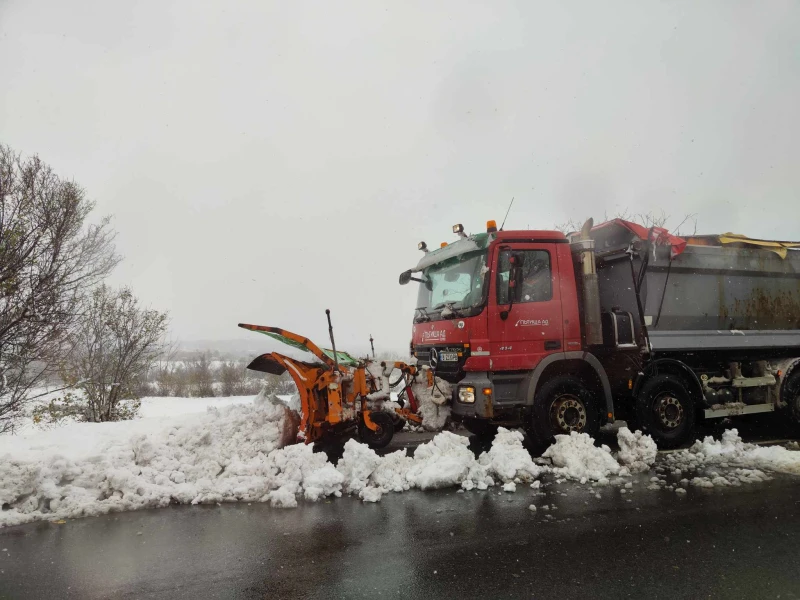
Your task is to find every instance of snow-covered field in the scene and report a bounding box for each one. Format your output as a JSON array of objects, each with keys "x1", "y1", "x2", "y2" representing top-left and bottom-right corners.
[{"x1": 2, "y1": 390, "x2": 800, "y2": 528}]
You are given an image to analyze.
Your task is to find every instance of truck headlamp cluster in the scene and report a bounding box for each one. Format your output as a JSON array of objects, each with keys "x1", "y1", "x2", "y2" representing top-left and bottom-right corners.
[{"x1": 458, "y1": 386, "x2": 476, "y2": 403}]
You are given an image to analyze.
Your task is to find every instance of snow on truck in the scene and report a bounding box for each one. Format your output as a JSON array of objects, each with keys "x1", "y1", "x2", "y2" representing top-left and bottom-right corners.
[{"x1": 400, "y1": 218, "x2": 800, "y2": 448}]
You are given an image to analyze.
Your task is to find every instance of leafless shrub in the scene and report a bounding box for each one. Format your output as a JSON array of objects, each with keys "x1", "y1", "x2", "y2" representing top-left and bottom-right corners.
[
  {"x1": 0, "y1": 146, "x2": 119, "y2": 433},
  {"x1": 55, "y1": 285, "x2": 169, "y2": 422}
]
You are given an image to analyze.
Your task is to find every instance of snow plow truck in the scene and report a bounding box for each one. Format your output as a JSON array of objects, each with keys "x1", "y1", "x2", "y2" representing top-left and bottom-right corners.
[{"x1": 400, "y1": 218, "x2": 800, "y2": 449}]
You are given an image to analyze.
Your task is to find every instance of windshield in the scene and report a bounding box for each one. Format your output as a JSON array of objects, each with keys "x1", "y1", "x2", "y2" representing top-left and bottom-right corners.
[{"x1": 415, "y1": 250, "x2": 488, "y2": 320}]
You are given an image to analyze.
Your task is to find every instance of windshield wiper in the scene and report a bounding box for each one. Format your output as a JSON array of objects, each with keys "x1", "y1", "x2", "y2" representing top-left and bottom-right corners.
[
  {"x1": 432, "y1": 301, "x2": 465, "y2": 318},
  {"x1": 414, "y1": 306, "x2": 432, "y2": 322}
]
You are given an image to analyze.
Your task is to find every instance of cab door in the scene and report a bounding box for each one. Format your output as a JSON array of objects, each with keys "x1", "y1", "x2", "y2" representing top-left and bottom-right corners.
[{"x1": 487, "y1": 244, "x2": 564, "y2": 370}]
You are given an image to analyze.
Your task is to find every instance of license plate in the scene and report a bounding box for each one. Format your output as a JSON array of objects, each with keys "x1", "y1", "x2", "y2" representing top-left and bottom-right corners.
[{"x1": 440, "y1": 352, "x2": 458, "y2": 362}]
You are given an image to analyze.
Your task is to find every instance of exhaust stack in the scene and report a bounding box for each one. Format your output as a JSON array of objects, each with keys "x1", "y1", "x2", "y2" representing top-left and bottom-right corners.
[{"x1": 571, "y1": 219, "x2": 603, "y2": 346}]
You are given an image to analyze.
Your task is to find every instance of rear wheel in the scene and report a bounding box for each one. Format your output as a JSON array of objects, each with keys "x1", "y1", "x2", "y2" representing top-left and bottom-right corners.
[
  {"x1": 359, "y1": 411, "x2": 394, "y2": 449},
  {"x1": 530, "y1": 375, "x2": 600, "y2": 446},
  {"x1": 636, "y1": 374, "x2": 695, "y2": 449},
  {"x1": 778, "y1": 370, "x2": 800, "y2": 436}
]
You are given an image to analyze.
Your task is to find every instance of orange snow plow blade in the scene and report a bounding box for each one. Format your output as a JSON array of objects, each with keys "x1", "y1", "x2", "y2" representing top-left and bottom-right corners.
[{"x1": 239, "y1": 322, "x2": 425, "y2": 447}]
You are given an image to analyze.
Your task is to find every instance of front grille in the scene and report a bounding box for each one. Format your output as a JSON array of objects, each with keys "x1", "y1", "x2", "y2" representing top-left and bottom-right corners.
[{"x1": 413, "y1": 345, "x2": 470, "y2": 383}]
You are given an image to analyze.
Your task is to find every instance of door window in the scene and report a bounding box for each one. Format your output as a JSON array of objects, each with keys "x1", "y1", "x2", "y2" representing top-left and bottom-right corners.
[{"x1": 496, "y1": 250, "x2": 552, "y2": 304}]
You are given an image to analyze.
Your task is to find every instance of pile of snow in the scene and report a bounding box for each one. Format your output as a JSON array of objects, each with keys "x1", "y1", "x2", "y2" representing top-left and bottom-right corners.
[
  {"x1": 479, "y1": 428, "x2": 543, "y2": 484},
  {"x1": 665, "y1": 429, "x2": 800, "y2": 477},
  {"x1": 411, "y1": 375, "x2": 451, "y2": 431},
  {"x1": 0, "y1": 390, "x2": 314, "y2": 526},
  {"x1": 616, "y1": 427, "x2": 658, "y2": 473},
  {"x1": 543, "y1": 432, "x2": 623, "y2": 482},
  {"x1": 406, "y1": 431, "x2": 493, "y2": 490},
  {"x1": 336, "y1": 427, "x2": 544, "y2": 500}
]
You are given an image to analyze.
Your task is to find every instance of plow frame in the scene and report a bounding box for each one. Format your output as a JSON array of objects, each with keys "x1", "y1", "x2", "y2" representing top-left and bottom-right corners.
[{"x1": 239, "y1": 323, "x2": 426, "y2": 446}]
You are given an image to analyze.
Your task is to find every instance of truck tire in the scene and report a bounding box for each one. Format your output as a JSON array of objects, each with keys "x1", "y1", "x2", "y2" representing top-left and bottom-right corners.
[
  {"x1": 462, "y1": 418, "x2": 498, "y2": 439},
  {"x1": 636, "y1": 374, "x2": 695, "y2": 449},
  {"x1": 530, "y1": 375, "x2": 600, "y2": 446},
  {"x1": 778, "y1": 370, "x2": 800, "y2": 436}
]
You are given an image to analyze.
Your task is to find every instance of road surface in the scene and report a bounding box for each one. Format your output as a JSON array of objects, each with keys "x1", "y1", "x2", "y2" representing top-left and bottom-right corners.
[{"x1": 2, "y1": 430, "x2": 800, "y2": 599}]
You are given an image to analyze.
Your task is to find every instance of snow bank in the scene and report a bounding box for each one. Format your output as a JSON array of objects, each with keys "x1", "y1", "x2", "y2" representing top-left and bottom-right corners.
[
  {"x1": 138, "y1": 395, "x2": 255, "y2": 418},
  {"x1": 0, "y1": 390, "x2": 321, "y2": 527},
  {"x1": 665, "y1": 429, "x2": 800, "y2": 477},
  {"x1": 616, "y1": 427, "x2": 658, "y2": 473},
  {"x1": 542, "y1": 432, "x2": 622, "y2": 482},
  {"x1": 336, "y1": 427, "x2": 543, "y2": 499}
]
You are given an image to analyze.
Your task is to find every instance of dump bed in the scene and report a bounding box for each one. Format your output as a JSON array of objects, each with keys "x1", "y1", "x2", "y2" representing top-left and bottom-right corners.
[{"x1": 590, "y1": 221, "x2": 800, "y2": 353}]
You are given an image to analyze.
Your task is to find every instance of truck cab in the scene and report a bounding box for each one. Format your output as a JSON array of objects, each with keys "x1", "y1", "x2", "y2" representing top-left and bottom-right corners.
[{"x1": 400, "y1": 221, "x2": 616, "y2": 446}]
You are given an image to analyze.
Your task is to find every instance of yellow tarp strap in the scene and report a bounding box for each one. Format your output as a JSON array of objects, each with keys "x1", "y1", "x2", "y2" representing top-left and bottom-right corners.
[{"x1": 718, "y1": 233, "x2": 800, "y2": 259}]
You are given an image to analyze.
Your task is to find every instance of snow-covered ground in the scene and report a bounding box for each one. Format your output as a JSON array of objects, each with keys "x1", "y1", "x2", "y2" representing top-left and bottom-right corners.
[
  {"x1": 2, "y1": 389, "x2": 800, "y2": 528},
  {"x1": 8, "y1": 391, "x2": 260, "y2": 435}
]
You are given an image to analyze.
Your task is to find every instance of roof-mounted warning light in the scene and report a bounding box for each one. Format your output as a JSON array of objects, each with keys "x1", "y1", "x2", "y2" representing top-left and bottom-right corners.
[
  {"x1": 487, "y1": 219, "x2": 498, "y2": 233},
  {"x1": 440, "y1": 242, "x2": 447, "y2": 248}
]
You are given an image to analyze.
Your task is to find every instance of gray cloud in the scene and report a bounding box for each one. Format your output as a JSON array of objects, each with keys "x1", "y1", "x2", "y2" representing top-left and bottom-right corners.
[{"x1": 2, "y1": 0, "x2": 798, "y2": 352}]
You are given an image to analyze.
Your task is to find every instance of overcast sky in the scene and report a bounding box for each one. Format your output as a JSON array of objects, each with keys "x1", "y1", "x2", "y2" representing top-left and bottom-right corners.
[{"x1": 1, "y1": 0, "x2": 799, "y2": 353}]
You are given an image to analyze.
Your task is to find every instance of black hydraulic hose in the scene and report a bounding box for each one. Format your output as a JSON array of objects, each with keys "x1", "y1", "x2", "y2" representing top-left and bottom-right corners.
[
  {"x1": 628, "y1": 252, "x2": 651, "y2": 353},
  {"x1": 654, "y1": 256, "x2": 673, "y2": 328},
  {"x1": 325, "y1": 309, "x2": 339, "y2": 372}
]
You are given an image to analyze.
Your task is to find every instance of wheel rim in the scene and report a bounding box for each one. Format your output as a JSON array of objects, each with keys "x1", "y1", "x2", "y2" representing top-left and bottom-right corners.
[
  {"x1": 654, "y1": 392, "x2": 684, "y2": 429},
  {"x1": 549, "y1": 394, "x2": 587, "y2": 433}
]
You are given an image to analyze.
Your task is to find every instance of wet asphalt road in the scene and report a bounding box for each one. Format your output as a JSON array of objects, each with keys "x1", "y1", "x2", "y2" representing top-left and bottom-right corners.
[{"x1": 2, "y1": 428, "x2": 800, "y2": 599}]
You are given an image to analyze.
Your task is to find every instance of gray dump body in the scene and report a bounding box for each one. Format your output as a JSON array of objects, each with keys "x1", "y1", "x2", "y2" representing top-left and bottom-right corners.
[{"x1": 591, "y1": 224, "x2": 800, "y2": 353}]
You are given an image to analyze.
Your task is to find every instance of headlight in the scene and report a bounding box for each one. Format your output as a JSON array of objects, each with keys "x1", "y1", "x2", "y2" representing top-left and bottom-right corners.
[{"x1": 458, "y1": 386, "x2": 475, "y2": 403}]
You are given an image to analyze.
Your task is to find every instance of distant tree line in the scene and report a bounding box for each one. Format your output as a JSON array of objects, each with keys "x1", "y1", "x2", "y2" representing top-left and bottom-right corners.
[{"x1": 135, "y1": 353, "x2": 297, "y2": 398}]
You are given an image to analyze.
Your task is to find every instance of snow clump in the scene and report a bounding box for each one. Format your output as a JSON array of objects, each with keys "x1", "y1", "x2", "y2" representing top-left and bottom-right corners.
[
  {"x1": 336, "y1": 427, "x2": 543, "y2": 500},
  {"x1": 542, "y1": 432, "x2": 623, "y2": 482},
  {"x1": 616, "y1": 427, "x2": 658, "y2": 473},
  {"x1": 664, "y1": 429, "x2": 800, "y2": 477},
  {"x1": 412, "y1": 374, "x2": 452, "y2": 431}
]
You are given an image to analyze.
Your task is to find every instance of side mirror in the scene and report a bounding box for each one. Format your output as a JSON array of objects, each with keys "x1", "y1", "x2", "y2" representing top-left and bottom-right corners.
[{"x1": 399, "y1": 270, "x2": 412, "y2": 285}]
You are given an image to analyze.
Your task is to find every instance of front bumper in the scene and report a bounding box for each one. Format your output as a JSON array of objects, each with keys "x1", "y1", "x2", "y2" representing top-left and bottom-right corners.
[{"x1": 451, "y1": 373, "x2": 493, "y2": 418}]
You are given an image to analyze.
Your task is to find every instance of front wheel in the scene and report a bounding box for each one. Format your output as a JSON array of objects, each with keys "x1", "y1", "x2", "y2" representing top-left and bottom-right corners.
[
  {"x1": 530, "y1": 375, "x2": 600, "y2": 447},
  {"x1": 636, "y1": 374, "x2": 696, "y2": 449},
  {"x1": 359, "y1": 411, "x2": 394, "y2": 449}
]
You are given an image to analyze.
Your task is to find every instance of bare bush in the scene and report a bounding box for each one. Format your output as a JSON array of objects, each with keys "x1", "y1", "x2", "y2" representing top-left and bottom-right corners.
[
  {"x1": 187, "y1": 353, "x2": 215, "y2": 398},
  {"x1": 56, "y1": 285, "x2": 169, "y2": 422},
  {"x1": 0, "y1": 146, "x2": 119, "y2": 433}
]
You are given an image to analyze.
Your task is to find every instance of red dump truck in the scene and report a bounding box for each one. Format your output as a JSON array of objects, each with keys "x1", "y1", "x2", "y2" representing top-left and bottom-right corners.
[{"x1": 399, "y1": 219, "x2": 800, "y2": 448}]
